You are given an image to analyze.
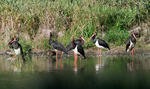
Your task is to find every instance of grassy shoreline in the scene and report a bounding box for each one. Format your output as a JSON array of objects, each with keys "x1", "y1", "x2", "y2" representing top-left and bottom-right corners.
[
  {"x1": 0, "y1": 0, "x2": 150, "y2": 52},
  {"x1": 1, "y1": 45, "x2": 150, "y2": 56}
]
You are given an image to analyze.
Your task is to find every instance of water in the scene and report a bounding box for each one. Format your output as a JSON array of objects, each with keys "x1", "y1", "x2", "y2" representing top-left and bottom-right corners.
[{"x1": 0, "y1": 55, "x2": 150, "y2": 89}]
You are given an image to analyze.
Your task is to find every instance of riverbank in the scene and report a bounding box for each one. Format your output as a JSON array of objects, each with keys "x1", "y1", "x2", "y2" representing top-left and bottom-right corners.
[
  {"x1": 1, "y1": 45, "x2": 150, "y2": 57},
  {"x1": 0, "y1": 0, "x2": 150, "y2": 51}
]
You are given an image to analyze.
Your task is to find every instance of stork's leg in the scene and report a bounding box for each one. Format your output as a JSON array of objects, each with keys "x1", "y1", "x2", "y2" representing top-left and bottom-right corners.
[
  {"x1": 100, "y1": 48, "x2": 101, "y2": 58},
  {"x1": 59, "y1": 52, "x2": 63, "y2": 62},
  {"x1": 75, "y1": 54, "x2": 78, "y2": 65},
  {"x1": 74, "y1": 62, "x2": 77, "y2": 72},
  {"x1": 74, "y1": 53, "x2": 78, "y2": 72},
  {"x1": 55, "y1": 50, "x2": 58, "y2": 69},
  {"x1": 98, "y1": 48, "x2": 99, "y2": 56},
  {"x1": 74, "y1": 53, "x2": 78, "y2": 66}
]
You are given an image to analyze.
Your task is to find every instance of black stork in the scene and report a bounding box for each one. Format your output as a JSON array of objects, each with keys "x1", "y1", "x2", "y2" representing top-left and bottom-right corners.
[
  {"x1": 72, "y1": 37, "x2": 86, "y2": 59},
  {"x1": 71, "y1": 37, "x2": 86, "y2": 69},
  {"x1": 66, "y1": 35, "x2": 85, "y2": 52},
  {"x1": 8, "y1": 37, "x2": 25, "y2": 63},
  {"x1": 126, "y1": 32, "x2": 137, "y2": 55},
  {"x1": 91, "y1": 32, "x2": 110, "y2": 56},
  {"x1": 49, "y1": 32, "x2": 67, "y2": 64}
]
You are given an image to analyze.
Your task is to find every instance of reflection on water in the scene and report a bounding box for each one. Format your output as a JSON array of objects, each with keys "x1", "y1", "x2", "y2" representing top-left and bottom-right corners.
[{"x1": 0, "y1": 55, "x2": 150, "y2": 89}]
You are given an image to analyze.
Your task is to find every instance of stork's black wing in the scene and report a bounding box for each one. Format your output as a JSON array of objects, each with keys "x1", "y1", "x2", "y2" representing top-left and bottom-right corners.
[
  {"x1": 66, "y1": 42, "x2": 74, "y2": 52},
  {"x1": 98, "y1": 39, "x2": 110, "y2": 50},
  {"x1": 126, "y1": 39, "x2": 130, "y2": 52},
  {"x1": 51, "y1": 41, "x2": 68, "y2": 54},
  {"x1": 77, "y1": 45, "x2": 86, "y2": 59}
]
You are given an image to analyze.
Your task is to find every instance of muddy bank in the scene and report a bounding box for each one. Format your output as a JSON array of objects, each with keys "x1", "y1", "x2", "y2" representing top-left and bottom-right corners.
[
  {"x1": 1, "y1": 46, "x2": 150, "y2": 57},
  {"x1": 85, "y1": 46, "x2": 150, "y2": 56}
]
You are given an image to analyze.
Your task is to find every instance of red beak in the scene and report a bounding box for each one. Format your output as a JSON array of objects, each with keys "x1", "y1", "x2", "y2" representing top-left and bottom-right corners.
[
  {"x1": 81, "y1": 36, "x2": 85, "y2": 42},
  {"x1": 90, "y1": 32, "x2": 96, "y2": 38},
  {"x1": 8, "y1": 39, "x2": 14, "y2": 45},
  {"x1": 132, "y1": 32, "x2": 137, "y2": 40}
]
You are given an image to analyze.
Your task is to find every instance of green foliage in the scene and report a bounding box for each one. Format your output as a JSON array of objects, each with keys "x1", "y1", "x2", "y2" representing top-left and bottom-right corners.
[
  {"x1": 0, "y1": 0, "x2": 150, "y2": 50},
  {"x1": 38, "y1": 38, "x2": 51, "y2": 50},
  {"x1": 19, "y1": 38, "x2": 32, "y2": 54},
  {"x1": 105, "y1": 27, "x2": 130, "y2": 45}
]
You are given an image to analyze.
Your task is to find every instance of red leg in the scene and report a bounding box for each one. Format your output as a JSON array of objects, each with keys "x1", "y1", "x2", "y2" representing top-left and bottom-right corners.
[
  {"x1": 100, "y1": 48, "x2": 101, "y2": 58},
  {"x1": 132, "y1": 49, "x2": 133, "y2": 56},
  {"x1": 74, "y1": 53, "x2": 77, "y2": 72},
  {"x1": 74, "y1": 61, "x2": 77, "y2": 72},
  {"x1": 75, "y1": 54, "x2": 78, "y2": 64},
  {"x1": 59, "y1": 52, "x2": 63, "y2": 62},
  {"x1": 100, "y1": 48, "x2": 101, "y2": 66},
  {"x1": 74, "y1": 54, "x2": 77, "y2": 65},
  {"x1": 98, "y1": 48, "x2": 99, "y2": 57}
]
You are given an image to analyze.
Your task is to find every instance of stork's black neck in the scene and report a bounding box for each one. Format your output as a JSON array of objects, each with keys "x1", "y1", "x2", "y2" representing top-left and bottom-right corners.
[
  {"x1": 49, "y1": 34, "x2": 54, "y2": 44},
  {"x1": 72, "y1": 39, "x2": 76, "y2": 48}
]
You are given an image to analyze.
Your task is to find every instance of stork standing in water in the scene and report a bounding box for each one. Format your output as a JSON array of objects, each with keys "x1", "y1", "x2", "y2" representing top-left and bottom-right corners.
[
  {"x1": 71, "y1": 37, "x2": 86, "y2": 72},
  {"x1": 49, "y1": 32, "x2": 67, "y2": 68},
  {"x1": 126, "y1": 32, "x2": 137, "y2": 55},
  {"x1": 8, "y1": 37, "x2": 25, "y2": 63},
  {"x1": 90, "y1": 32, "x2": 110, "y2": 69},
  {"x1": 66, "y1": 35, "x2": 85, "y2": 62},
  {"x1": 91, "y1": 32, "x2": 110, "y2": 56}
]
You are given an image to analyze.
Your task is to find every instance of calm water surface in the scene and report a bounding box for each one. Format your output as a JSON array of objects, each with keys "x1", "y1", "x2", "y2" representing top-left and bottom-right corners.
[{"x1": 0, "y1": 55, "x2": 150, "y2": 89}]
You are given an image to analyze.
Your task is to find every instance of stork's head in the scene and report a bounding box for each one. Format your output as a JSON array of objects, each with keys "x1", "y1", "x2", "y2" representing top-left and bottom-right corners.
[{"x1": 79, "y1": 35, "x2": 85, "y2": 42}]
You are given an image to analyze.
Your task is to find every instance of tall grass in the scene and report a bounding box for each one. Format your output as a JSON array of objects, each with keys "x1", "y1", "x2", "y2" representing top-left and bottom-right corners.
[{"x1": 0, "y1": 0, "x2": 150, "y2": 50}]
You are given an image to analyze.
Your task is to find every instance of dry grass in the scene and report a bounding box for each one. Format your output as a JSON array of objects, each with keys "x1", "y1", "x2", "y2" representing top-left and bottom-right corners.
[{"x1": 0, "y1": 0, "x2": 149, "y2": 50}]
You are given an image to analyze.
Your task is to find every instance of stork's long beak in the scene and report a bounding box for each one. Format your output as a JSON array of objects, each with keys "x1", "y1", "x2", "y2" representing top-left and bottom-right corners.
[
  {"x1": 81, "y1": 36, "x2": 86, "y2": 42},
  {"x1": 89, "y1": 33, "x2": 96, "y2": 41},
  {"x1": 91, "y1": 32, "x2": 97, "y2": 38},
  {"x1": 132, "y1": 32, "x2": 137, "y2": 40},
  {"x1": 8, "y1": 39, "x2": 14, "y2": 45}
]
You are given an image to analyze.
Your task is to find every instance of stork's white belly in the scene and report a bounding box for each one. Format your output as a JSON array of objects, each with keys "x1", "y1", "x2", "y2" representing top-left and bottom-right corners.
[
  {"x1": 73, "y1": 46, "x2": 80, "y2": 55},
  {"x1": 95, "y1": 40, "x2": 104, "y2": 49},
  {"x1": 14, "y1": 48, "x2": 21, "y2": 55},
  {"x1": 127, "y1": 40, "x2": 134, "y2": 52}
]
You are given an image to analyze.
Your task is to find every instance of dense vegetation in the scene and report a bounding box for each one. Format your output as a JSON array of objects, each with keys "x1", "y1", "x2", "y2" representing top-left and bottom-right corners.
[{"x1": 0, "y1": 0, "x2": 150, "y2": 51}]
